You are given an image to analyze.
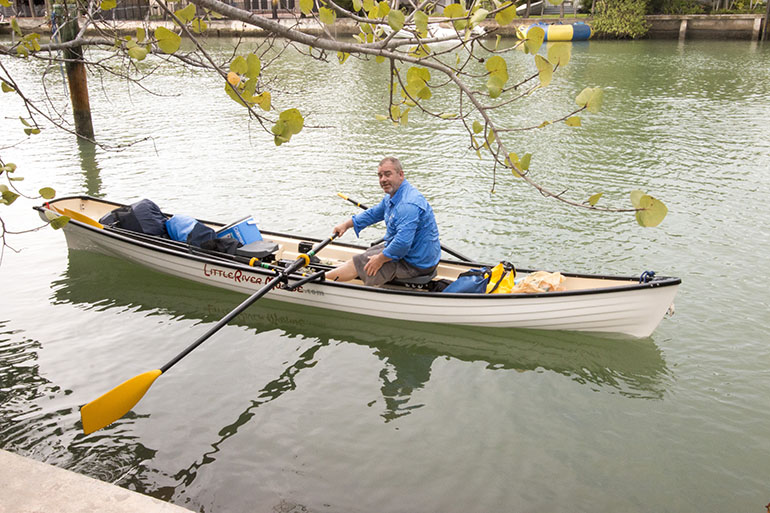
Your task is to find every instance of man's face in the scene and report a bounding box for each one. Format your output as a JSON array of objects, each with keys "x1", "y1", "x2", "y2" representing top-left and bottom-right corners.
[{"x1": 378, "y1": 162, "x2": 404, "y2": 196}]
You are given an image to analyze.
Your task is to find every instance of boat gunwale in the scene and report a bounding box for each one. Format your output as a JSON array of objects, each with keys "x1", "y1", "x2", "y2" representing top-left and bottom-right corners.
[{"x1": 35, "y1": 196, "x2": 682, "y2": 300}]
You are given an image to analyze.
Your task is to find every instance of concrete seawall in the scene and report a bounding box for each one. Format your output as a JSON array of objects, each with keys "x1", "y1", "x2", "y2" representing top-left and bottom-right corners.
[
  {"x1": 0, "y1": 449, "x2": 195, "y2": 513},
  {"x1": 1, "y1": 14, "x2": 767, "y2": 40}
]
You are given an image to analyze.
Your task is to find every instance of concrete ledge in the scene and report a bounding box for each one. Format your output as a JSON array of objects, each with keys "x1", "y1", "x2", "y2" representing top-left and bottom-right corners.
[{"x1": 0, "y1": 449, "x2": 194, "y2": 513}]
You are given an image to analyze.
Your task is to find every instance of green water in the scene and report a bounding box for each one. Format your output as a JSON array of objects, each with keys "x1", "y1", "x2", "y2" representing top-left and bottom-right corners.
[{"x1": 1, "y1": 38, "x2": 769, "y2": 512}]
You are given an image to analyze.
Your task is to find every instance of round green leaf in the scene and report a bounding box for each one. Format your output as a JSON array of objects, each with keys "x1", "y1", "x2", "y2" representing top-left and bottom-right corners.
[
  {"x1": 49, "y1": 216, "x2": 70, "y2": 230},
  {"x1": 388, "y1": 9, "x2": 405, "y2": 32},
  {"x1": 414, "y1": 11, "x2": 429, "y2": 37},
  {"x1": 39, "y1": 187, "x2": 56, "y2": 199},
  {"x1": 2, "y1": 82, "x2": 15, "y2": 93},
  {"x1": 175, "y1": 3, "x2": 196, "y2": 23},
  {"x1": 635, "y1": 194, "x2": 668, "y2": 227},
  {"x1": 300, "y1": 0, "x2": 313, "y2": 16},
  {"x1": 587, "y1": 192, "x2": 602, "y2": 206},
  {"x1": 155, "y1": 27, "x2": 181, "y2": 54},
  {"x1": 565, "y1": 116, "x2": 581, "y2": 127},
  {"x1": 472, "y1": 120, "x2": 483, "y2": 134},
  {"x1": 319, "y1": 7, "x2": 336, "y2": 26},
  {"x1": 494, "y1": 2, "x2": 517, "y2": 26},
  {"x1": 101, "y1": 0, "x2": 116, "y2": 11},
  {"x1": 629, "y1": 189, "x2": 644, "y2": 208},
  {"x1": 547, "y1": 42, "x2": 571, "y2": 67}
]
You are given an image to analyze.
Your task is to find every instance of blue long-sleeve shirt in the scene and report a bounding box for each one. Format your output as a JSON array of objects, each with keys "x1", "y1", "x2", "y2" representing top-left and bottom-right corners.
[{"x1": 352, "y1": 180, "x2": 441, "y2": 269}]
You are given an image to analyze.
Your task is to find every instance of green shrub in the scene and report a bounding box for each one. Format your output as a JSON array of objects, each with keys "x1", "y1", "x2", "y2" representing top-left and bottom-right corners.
[{"x1": 592, "y1": 0, "x2": 651, "y2": 38}]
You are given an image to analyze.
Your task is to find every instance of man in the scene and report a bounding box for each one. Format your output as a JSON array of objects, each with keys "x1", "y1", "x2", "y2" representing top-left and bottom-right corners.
[{"x1": 326, "y1": 157, "x2": 441, "y2": 287}]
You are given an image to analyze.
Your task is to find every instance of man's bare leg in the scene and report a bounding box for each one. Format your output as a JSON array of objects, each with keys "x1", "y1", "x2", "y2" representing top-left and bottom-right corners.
[{"x1": 325, "y1": 259, "x2": 359, "y2": 282}]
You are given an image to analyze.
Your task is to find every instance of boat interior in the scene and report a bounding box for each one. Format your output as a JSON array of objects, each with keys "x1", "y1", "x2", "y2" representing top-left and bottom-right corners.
[{"x1": 40, "y1": 196, "x2": 644, "y2": 294}]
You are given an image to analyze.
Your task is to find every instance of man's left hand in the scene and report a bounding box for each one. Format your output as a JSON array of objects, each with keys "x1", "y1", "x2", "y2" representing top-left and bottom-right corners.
[{"x1": 364, "y1": 252, "x2": 391, "y2": 276}]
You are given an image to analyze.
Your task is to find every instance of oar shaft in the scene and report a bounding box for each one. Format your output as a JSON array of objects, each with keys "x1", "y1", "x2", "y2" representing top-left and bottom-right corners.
[
  {"x1": 159, "y1": 235, "x2": 336, "y2": 374},
  {"x1": 338, "y1": 192, "x2": 474, "y2": 263}
]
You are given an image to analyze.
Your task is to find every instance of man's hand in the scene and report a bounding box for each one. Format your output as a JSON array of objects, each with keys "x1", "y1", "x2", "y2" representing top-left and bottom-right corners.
[
  {"x1": 364, "y1": 251, "x2": 391, "y2": 276},
  {"x1": 333, "y1": 218, "x2": 354, "y2": 238}
]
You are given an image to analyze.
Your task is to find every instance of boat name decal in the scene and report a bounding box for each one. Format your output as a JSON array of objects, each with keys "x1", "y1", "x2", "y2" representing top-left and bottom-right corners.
[{"x1": 202, "y1": 264, "x2": 324, "y2": 296}]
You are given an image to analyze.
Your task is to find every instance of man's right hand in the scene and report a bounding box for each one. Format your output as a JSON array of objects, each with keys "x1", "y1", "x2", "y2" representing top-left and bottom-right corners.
[{"x1": 333, "y1": 218, "x2": 354, "y2": 238}]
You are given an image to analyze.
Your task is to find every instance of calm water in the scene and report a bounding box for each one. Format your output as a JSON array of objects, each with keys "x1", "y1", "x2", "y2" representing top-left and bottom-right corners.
[{"x1": 1, "y1": 37, "x2": 770, "y2": 512}]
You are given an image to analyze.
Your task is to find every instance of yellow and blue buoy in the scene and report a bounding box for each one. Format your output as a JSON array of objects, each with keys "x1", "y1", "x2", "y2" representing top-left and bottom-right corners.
[{"x1": 525, "y1": 21, "x2": 592, "y2": 41}]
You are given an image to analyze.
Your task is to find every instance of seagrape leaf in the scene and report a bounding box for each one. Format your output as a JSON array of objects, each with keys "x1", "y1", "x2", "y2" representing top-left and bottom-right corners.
[
  {"x1": 2, "y1": 82, "x2": 15, "y2": 93},
  {"x1": 634, "y1": 194, "x2": 668, "y2": 227},
  {"x1": 1, "y1": 188, "x2": 19, "y2": 205},
  {"x1": 338, "y1": 51, "x2": 349, "y2": 64},
  {"x1": 272, "y1": 108, "x2": 304, "y2": 146},
  {"x1": 485, "y1": 55, "x2": 508, "y2": 82},
  {"x1": 388, "y1": 9, "x2": 405, "y2": 32},
  {"x1": 588, "y1": 192, "x2": 602, "y2": 206},
  {"x1": 576, "y1": 87, "x2": 603, "y2": 113},
  {"x1": 520, "y1": 153, "x2": 531, "y2": 170},
  {"x1": 11, "y1": 17, "x2": 22, "y2": 37},
  {"x1": 469, "y1": 8, "x2": 488, "y2": 27},
  {"x1": 495, "y1": 2, "x2": 517, "y2": 25},
  {"x1": 101, "y1": 0, "x2": 116, "y2": 11},
  {"x1": 363, "y1": 0, "x2": 375, "y2": 10},
  {"x1": 443, "y1": 3, "x2": 467, "y2": 30},
  {"x1": 414, "y1": 10, "x2": 428, "y2": 37},
  {"x1": 547, "y1": 42, "x2": 571, "y2": 67},
  {"x1": 155, "y1": 27, "x2": 181, "y2": 54},
  {"x1": 136, "y1": 28, "x2": 146, "y2": 42},
  {"x1": 230, "y1": 55, "x2": 248, "y2": 74},
  {"x1": 49, "y1": 216, "x2": 70, "y2": 229},
  {"x1": 472, "y1": 120, "x2": 483, "y2": 133},
  {"x1": 246, "y1": 54, "x2": 261, "y2": 79},
  {"x1": 353, "y1": 0, "x2": 362, "y2": 11},
  {"x1": 191, "y1": 18, "x2": 208, "y2": 33},
  {"x1": 375, "y1": 114, "x2": 389, "y2": 121},
  {"x1": 175, "y1": 3, "x2": 196, "y2": 23},
  {"x1": 506, "y1": 153, "x2": 522, "y2": 177},
  {"x1": 127, "y1": 44, "x2": 148, "y2": 61},
  {"x1": 300, "y1": 0, "x2": 313, "y2": 16},
  {"x1": 24, "y1": 127, "x2": 41, "y2": 135},
  {"x1": 565, "y1": 116, "x2": 581, "y2": 127},
  {"x1": 227, "y1": 71, "x2": 241, "y2": 86},
  {"x1": 524, "y1": 26, "x2": 544, "y2": 54},
  {"x1": 629, "y1": 190, "x2": 644, "y2": 208},
  {"x1": 39, "y1": 187, "x2": 55, "y2": 199},
  {"x1": 377, "y1": 1, "x2": 391, "y2": 17},
  {"x1": 535, "y1": 54, "x2": 552, "y2": 87},
  {"x1": 319, "y1": 7, "x2": 336, "y2": 25},
  {"x1": 254, "y1": 91, "x2": 271, "y2": 111},
  {"x1": 487, "y1": 75, "x2": 505, "y2": 98},
  {"x1": 0, "y1": 0, "x2": 11, "y2": 7},
  {"x1": 547, "y1": 0, "x2": 563, "y2": 4}
]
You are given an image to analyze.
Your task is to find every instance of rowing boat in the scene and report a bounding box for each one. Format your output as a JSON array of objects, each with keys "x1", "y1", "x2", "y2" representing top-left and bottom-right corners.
[{"x1": 35, "y1": 196, "x2": 680, "y2": 338}]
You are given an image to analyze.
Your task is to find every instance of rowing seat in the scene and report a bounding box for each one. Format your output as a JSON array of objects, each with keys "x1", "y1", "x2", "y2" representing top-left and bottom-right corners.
[{"x1": 389, "y1": 269, "x2": 438, "y2": 290}]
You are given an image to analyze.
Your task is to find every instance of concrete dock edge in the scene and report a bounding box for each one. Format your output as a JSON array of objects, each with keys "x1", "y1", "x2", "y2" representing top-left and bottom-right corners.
[{"x1": 0, "y1": 449, "x2": 195, "y2": 513}]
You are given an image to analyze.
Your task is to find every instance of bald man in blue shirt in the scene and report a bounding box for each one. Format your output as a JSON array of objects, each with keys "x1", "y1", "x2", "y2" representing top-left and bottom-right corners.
[{"x1": 326, "y1": 157, "x2": 441, "y2": 287}]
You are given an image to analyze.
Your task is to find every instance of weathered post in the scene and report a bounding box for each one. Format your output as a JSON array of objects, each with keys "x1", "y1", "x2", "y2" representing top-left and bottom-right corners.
[
  {"x1": 54, "y1": 3, "x2": 95, "y2": 140},
  {"x1": 271, "y1": 0, "x2": 278, "y2": 19},
  {"x1": 764, "y1": 1, "x2": 770, "y2": 40}
]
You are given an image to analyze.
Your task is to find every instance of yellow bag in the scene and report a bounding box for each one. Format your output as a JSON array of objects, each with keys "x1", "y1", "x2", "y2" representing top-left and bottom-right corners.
[{"x1": 486, "y1": 261, "x2": 516, "y2": 294}]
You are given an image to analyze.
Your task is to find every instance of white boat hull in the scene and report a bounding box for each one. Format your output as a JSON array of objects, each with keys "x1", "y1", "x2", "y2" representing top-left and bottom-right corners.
[{"x1": 43, "y1": 197, "x2": 680, "y2": 338}]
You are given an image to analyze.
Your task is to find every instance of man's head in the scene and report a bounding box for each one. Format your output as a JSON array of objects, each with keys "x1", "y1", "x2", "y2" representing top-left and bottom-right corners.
[{"x1": 378, "y1": 157, "x2": 405, "y2": 196}]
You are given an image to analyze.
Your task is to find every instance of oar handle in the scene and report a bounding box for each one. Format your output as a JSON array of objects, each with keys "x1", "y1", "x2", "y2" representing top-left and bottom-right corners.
[
  {"x1": 337, "y1": 192, "x2": 474, "y2": 263},
  {"x1": 159, "y1": 234, "x2": 337, "y2": 374}
]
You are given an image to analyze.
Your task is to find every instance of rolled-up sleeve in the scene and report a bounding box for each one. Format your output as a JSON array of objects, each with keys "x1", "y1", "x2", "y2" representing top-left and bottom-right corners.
[
  {"x1": 352, "y1": 200, "x2": 385, "y2": 237},
  {"x1": 382, "y1": 203, "x2": 421, "y2": 261}
]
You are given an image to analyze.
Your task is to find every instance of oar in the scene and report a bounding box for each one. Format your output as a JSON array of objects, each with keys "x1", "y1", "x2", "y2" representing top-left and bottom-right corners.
[
  {"x1": 79, "y1": 234, "x2": 337, "y2": 435},
  {"x1": 337, "y1": 192, "x2": 474, "y2": 263},
  {"x1": 48, "y1": 204, "x2": 105, "y2": 229}
]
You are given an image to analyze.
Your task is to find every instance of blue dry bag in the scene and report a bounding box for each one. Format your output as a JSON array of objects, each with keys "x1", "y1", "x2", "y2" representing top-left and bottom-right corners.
[{"x1": 442, "y1": 267, "x2": 491, "y2": 294}]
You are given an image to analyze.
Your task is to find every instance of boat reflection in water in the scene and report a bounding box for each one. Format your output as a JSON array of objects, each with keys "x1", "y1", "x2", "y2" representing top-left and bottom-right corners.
[
  {"x1": 48, "y1": 249, "x2": 673, "y2": 500},
  {"x1": 54, "y1": 249, "x2": 671, "y2": 403}
]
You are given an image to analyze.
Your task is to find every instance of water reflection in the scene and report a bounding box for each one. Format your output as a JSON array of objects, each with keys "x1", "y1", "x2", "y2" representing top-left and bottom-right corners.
[
  {"x1": 0, "y1": 322, "x2": 157, "y2": 484},
  {"x1": 76, "y1": 138, "x2": 103, "y2": 197}
]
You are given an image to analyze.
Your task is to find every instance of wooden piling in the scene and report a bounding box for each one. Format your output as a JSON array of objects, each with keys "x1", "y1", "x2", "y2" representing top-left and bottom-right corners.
[{"x1": 54, "y1": 3, "x2": 94, "y2": 141}]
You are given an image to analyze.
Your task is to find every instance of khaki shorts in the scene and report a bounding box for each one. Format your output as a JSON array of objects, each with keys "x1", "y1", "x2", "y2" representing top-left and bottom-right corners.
[{"x1": 352, "y1": 243, "x2": 436, "y2": 287}]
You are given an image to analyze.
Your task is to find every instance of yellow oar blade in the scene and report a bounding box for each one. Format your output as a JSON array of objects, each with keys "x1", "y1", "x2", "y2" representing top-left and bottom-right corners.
[
  {"x1": 80, "y1": 369, "x2": 162, "y2": 435},
  {"x1": 62, "y1": 208, "x2": 104, "y2": 229}
]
